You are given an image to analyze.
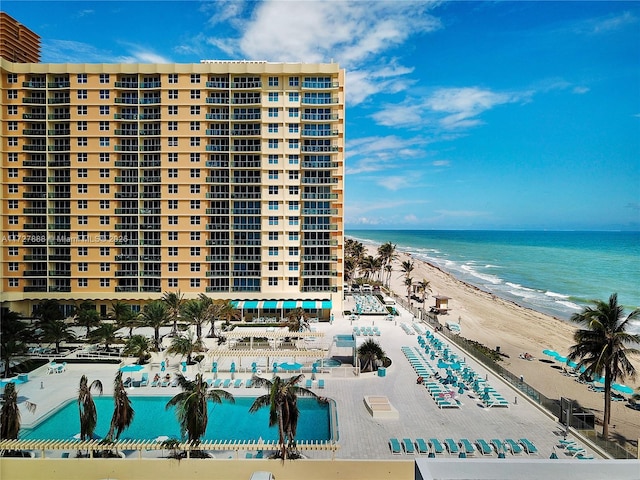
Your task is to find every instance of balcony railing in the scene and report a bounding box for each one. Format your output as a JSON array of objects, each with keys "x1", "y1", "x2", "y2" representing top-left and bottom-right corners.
[
  {"x1": 230, "y1": 113, "x2": 261, "y2": 120},
  {"x1": 301, "y1": 208, "x2": 338, "y2": 215},
  {"x1": 22, "y1": 81, "x2": 46, "y2": 88},
  {"x1": 301, "y1": 145, "x2": 339, "y2": 152},
  {"x1": 47, "y1": 113, "x2": 71, "y2": 120},
  {"x1": 301, "y1": 113, "x2": 339, "y2": 121},
  {"x1": 230, "y1": 82, "x2": 262, "y2": 89},
  {"x1": 205, "y1": 113, "x2": 230, "y2": 120},
  {"x1": 206, "y1": 81, "x2": 230, "y2": 88},
  {"x1": 22, "y1": 97, "x2": 46, "y2": 104},
  {"x1": 23, "y1": 160, "x2": 46, "y2": 167},
  {"x1": 301, "y1": 81, "x2": 339, "y2": 89},
  {"x1": 114, "y1": 113, "x2": 138, "y2": 120},
  {"x1": 301, "y1": 224, "x2": 339, "y2": 231},
  {"x1": 301, "y1": 97, "x2": 339, "y2": 105},
  {"x1": 301, "y1": 177, "x2": 339, "y2": 184},
  {"x1": 301, "y1": 129, "x2": 338, "y2": 137},
  {"x1": 47, "y1": 129, "x2": 71, "y2": 136},
  {"x1": 48, "y1": 81, "x2": 70, "y2": 88}
]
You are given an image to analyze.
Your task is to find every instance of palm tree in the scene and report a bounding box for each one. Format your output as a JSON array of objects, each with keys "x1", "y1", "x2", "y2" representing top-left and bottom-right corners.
[
  {"x1": 138, "y1": 300, "x2": 169, "y2": 350},
  {"x1": 162, "y1": 290, "x2": 184, "y2": 337},
  {"x1": 1, "y1": 383, "x2": 36, "y2": 441},
  {"x1": 106, "y1": 371, "x2": 134, "y2": 442},
  {"x1": 122, "y1": 335, "x2": 151, "y2": 365},
  {"x1": 110, "y1": 301, "x2": 137, "y2": 338},
  {"x1": 182, "y1": 298, "x2": 209, "y2": 344},
  {"x1": 416, "y1": 278, "x2": 431, "y2": 309},
  {"x1": 400, "y1": 259, "x2": 415, "y2": 278},
  {"x1": 568, "y1": 293, "x2": 640, "y2": 439},
  {"x1": 33, "y1": 299, "x2": 65, "y2": 324},
  {"x1": 404, "y1": 276, "x2": 414, "y2": 305},
  {"x1": 89, "y1": 323, "x2": 120, "y2": 352},
  {"x1": 75, "y1": 301, "x2": 100, "y2": 338},
  {"x1": 285, "y1": 307, "x2": 310, "y2": 333},
  {"x1": 383, "y1": 264, "x2": 393, "y2": 290},
  {"x1": 77, "y1": 375, "x2": 103, "y2": 441},
  {"x1": 167, "y1": 332, "x2": 202, "y2": 365},
  {"x1": 249, "y1": 374, "x2": 323, "y2": 460},
  {"x1": 377, "y1": 242, "x2": 397, "y2": 286},
  {"x1": 0, "y1": 310, "x2": 29, "y2": 378},
  {"x1": 344, "y1": 239, "x2": 365, "y2": 279},
  {"x1": 217, "y1": 300, "x2": 241, "y2": 330},
  {"x1": 165, "y1": 373, "x2": 234, "y2": 445},
  {"x1": 357, "y1": 338, "x2": 386, "y2": 372},
  {"x1": 40, "y1": 319, "x2": 76, "y2": 354}
]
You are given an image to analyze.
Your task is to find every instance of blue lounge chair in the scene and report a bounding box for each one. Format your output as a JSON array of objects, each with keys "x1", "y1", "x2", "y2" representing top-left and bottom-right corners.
[
  {"x1": 519, "y1": 438, "x2": 538, "y2": 455},
  {"x1": 490, "y1": 439, "x2": 506, "y2": 457},
  {"x1": 212, "y1": 379, "x2": 222, "y2": 388},
  {"x1": 504, "y1": 438, "x2": 523, "y2": 455},
  {"x1": 139, "y1": 372, "x2": 149, "y2": 387},
  {"x1": 459, "y1": 438, "x2": 475, "y2": 456},
  {"x1": 233, "y1": 379, "x2": 243, "y2": 388},
  {"x1": 305, "y1": 379, "x2": 313, "y2": 388},
  {"x1": 443, "y1": 438, "x2": 458, "y2": 455},
  {"x1": 318, "y1": 379, "x2": 325, "y2": 389},
  {"x1": 222, "y1": 379, "x2": 232, "y2": 388},
  {"x1": 389, "y1": 438, "x2": 402, "y2": 455},
  {"x1": 476, "y1": 439, "x2": 493, "y2": 456},
  {"x1": 245, "y1": 378, "x2": 253, "y2": 388},
  {"x1": 402, "y1": 438, "x2": 415, "y2": 454},
  {"x1": 415, "y1": 438, "x2": 429, "y2": 454},
  {"x1": 151, "y1": 376, "x2": 160, "y2": 387},
  {"x1": 428, "y1": 438, "x2": 445, "y2": 455}
]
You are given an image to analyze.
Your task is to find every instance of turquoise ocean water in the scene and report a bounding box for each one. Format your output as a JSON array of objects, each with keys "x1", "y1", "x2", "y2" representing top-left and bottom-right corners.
[{"x1": 347, "y1": 230, "x2": 640, "y2": 334}]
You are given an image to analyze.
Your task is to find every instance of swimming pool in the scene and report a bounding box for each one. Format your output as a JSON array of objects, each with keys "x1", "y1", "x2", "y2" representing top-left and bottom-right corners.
[
  {"x1": 318, "y1": 358, "x2": 342, "y2": 367},
  {"x1": 22, "y1": 396, "x2": 333, "y2": 442}
]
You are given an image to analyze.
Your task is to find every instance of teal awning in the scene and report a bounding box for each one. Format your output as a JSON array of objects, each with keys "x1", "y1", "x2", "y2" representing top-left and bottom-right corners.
[
  {"x1": 321, "y1": 300, "x2": 332, "y2": 309},
  {"x1": 262, "y1": 301, "x2": 278, "y2": 309},
  {"x1": 243, "y1": 300, "x2": 258, "y2": 309},
  {"x1": 302, "y1": 301, "x2": 318, "y2": 309},
  {"x1": 283, "y1": 301, "x2": 298, "y2": 309}
]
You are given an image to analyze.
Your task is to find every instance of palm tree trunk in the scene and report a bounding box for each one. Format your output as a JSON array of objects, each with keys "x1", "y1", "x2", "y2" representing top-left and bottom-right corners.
[{"x1": 603, "y1": 368, "x2": 612, "y2": 438}]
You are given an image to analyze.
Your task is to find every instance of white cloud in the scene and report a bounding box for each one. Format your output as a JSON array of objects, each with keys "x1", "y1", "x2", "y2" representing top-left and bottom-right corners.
[
  {"x1": 42, "y1": 39, "x2": 171, "y2": 64},
  {"x1": 591, "y1": 11, "x2": 637, "y2": 34},
  {"x1": 572, "y1": 86, "x2": 590, "y2": 95},
  {"x1": 432, "y1": 160, "x2": 450, "y2": 167},
  {"x1": 346, "y1": 135, "x2": 432, "y2": 175}
]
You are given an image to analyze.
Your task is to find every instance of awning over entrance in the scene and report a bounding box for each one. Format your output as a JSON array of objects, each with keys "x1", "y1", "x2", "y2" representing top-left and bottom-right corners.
[
  {"x1": 231, "y1": 299, "x2": 332, "y2": 310},
  {"x1": 302, "y1": 300, "x2": 318, "y2": 309},
  {"x1": 283, "y1": 300, "x2": 297, "y2": 309},
  {"x1": 262, "y1": 300, "x2": 279, "y2": 309}
]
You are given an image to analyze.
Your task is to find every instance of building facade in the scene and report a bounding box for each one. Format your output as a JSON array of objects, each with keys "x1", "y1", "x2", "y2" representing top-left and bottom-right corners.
[
  {"x1": 0, "y1": 59, "x2": 344, "y2": 317},
  {"x1": 0, "y1": 13, "x2": 41, "y2": 63}
]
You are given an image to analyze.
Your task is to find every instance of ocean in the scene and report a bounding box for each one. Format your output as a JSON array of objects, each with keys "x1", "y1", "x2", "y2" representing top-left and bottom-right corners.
[{"x1": 347, "y1": 230, "x2": 640, "y2": 334}]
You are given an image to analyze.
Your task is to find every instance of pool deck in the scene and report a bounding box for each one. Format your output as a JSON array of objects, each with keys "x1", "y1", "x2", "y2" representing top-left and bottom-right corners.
[{"x1": 11, "y1": 298, "x2": 599, "y2": 461}]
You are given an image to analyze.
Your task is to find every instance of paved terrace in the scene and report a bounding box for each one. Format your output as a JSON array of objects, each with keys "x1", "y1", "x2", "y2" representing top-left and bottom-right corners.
[{"x1": 8, "y1": 298, "x2": 600, "y2": 461}]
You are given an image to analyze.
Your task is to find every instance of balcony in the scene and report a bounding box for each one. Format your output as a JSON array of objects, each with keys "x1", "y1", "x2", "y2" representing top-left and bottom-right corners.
[
  {"x1": 140, "y1": 224, "x2": 160, "y2": 230},
  {"x1": 140, "y1": 176, "x2": 161, "y2": 183},
  {"x1": 114, "y1": 129, "x2": 138, "y2": 136},
  {"x1": 206, "y1": 192, "x2": 230, "y2": 199},
  {"x1": 302, "y1": 161, "x2": 339, "y2": 169},
  {"x1": 115, "y1": 208, "x2": 138, "y2": 214},
  {"x1": 230, "y1": 129, "x2": 260, "y2": 136},
  {"x1": 229, "y1": 208, "x2": 259, "y2": 215},
  {"x1": 206, "y1": 145, "x2": 230, "y2": 152},
  {"x1": 48, "y1": 192, "x2": 71, "y2": 199},
  {"x1": 230, "y1": 255, "x2": 261, "y2": 261},
  {"x1": 114, "y1": 113, "x2": 138, "y2": 120},
  {"x1": 301, "y1": 286, "x2": 337, "y2": 292},
  {"x1": 23, "y1": 176, "x2": 46, "y2": 182},
  {"x1": 301, "y1": 129, "x2": 338, "y2": 137},
  {"x1": 231, "y1": 224, "x2": 260, "y2": 230},
  {"x1": 206, "y1": 129, "x2": 230, "y2": 136},
  {"x1": 115, "y1": 224, "x2": 138, "y2": 230},
  {"x1": 47, "y1": 98, "x2": 70, "y2": 104},
  {"x1": 206, "y1": 98, "x2": 229, "y2": 104},
  {"x1": 116, "y1": 286, "x2": 139, "y2": 292},
  {"x1": 301, "y1": 145, "x2": 339, "y2": 152},
  {"x1": 115, "y1": 238, "x2": 138, "y2": 245},
  {"x1": 140, "y1": 255, "x2": 161, "y2": 261},
  {"x1": 206, "y1": 81, "x2": 230, "y2": 88},
  {"x1": 23, "y1": 192, "x2": 47, "y2": 199},
  {"x1": 115, "y1": 271, "x2": 138, "y2": 277},
  {"x1": 205, "y1": 113, "x2": 229, "y2": 120},
  {"x1": 230, "y1": 113, "x2": 261, "y2": 120},
  {"x1": 206, "y1": 224, "x2": 231, "y2": 230},
  {"x1": 23, "y1": 255, "x2": 47, "y2": 261},
  {"x1": 140, "y1": 97, "x2": 161, "y2": 104},
  {"x1": 206, "y1": 271, "x2": 229, "y2": 277},
  {"x1": 231, "y1": 98, "x2": 260, "y2": 105},
  {"x1": 140, "y1": 81, "x2": 161, "y2": 88},
  {"x1": 301, "y1": 97, "x2": 339, "y2": 105},
  {"x1": 49, "y1": 271, "x2": 71, "y2": 277},
  {"x1": 115, "y1": 192, "x2": 139, "y2": 199},
  {"x1": 301, "y1": 81, "x2": 339, "y2": 89},
  {"x1": 230, "y1": 145, "x2": 260, "y2": 152},
  {"x1": 115, "y1": 145, "x2": 139, "y2": 152},
  {"x1": 23, "y1": 113, "x2": 46, "y2": 120},
  {"x1": 139, "y1": 208, "x2": 160, "y2": 215},
  {"x1": 206, "y1": 255, "x2": 229, "y2": 261},
  {"x1": 22, "y1": 81, "x2": 46, "y2": 88},
  {"x1": 48, "y1": 208, "x2": 71, "y2": 214},
  {"x1": 49, "y1": 255, "x2": 71, "y2": 261},
  {"x1": 301, "y1": 208, "x2": 338, "y2": 215},
  {"x1": 140, "y1": 192, "x2": 160, "y2": 199},
  {"x1": 206, "y1": 286, "x2": 228, "y2": 293},
  {"x1": 139, "y1": 129, "x2": 160, "y2": 136},
  {"x1": 24, "y1": 271, "x2": 47, "y2": 276},
  {"x1": 230, "y1": 192, "x2": 261, "y2": 199},
  {"x1": 24, "y1": 223, "x2": 47, "y2": 229},
  {"x1": 301, "y1": 177, "x2": 339, "y2": 184},
  {"x1": 139, "y1": 113, "x2": 161, "y2": 120},
  {"x1": 23, "y1": 145, "x2": 46, "y2": 151},
  {"x1": 140, "y1": 160, "x2": 161, "y2": 167},
  {"x1": 141, "y1": 271, "x2": 161, "y2": 277},
  {"x1": 232, "y1": 271, "x2": 261, "y2": 277},
  {"x1": 115, "y1": 255, "x2": 139, "y2": 261},
  {"x1": 139, "y1": 239, "x2": 161, "y2": 245},
  {"x1": 23, "y1": 207, "x2": 46, "y2": 214},
  {"x1": 23, "y1": 129, "x2": 46, "y2": 136},
  {"x1": 24, "y1": 286, "x2": 48, "y2": 292},
  {"x1": 48, "y1": 81, "x2": 70, "y2": 88},
  {"x1": 206, "y1": 208, "x2": 231, "y2": 215},
  {"x1": 115, "y1": 98, "x2": 139, "y2": 104},
  {"x1": 205, "y1": 239, "x2": 230, "y2": 246},
  {"x1": 302, "y1": 224, "x2": 339, "y2": 231},
  {"x1": 48, "y1": 160, "x2": 71, "y2": 167},
  {"x1": 48, "y1": 145, "x2": 72, "y2": 152},
  {"x1": 23, "y1": 160, "x2": 47, "y2": 167},
  {"x1": 301, "y1": 113, "x2": 339, "y2": 121},
  {"x1": 140, "y1": 145, "x2": 161, "y2": 152},
  {"x1": 302, "y1": 255, "x2": 338, "y2": 261},
  {"x1": 48, "y1": 129, "x2": 71, "y2": 136},
  {"x1": 302, "y1": 239, "x2": 338, "y2": 246},
  {"x1": 48, "y1": 113, "x2": 71, "y2": 120},
  {"x1": 22, "y1": 97, "x2": 46, "y2": 104},
  {"x1": 230, "y1": 177, "x2": 260, "y2": 184},
  {"x1": 48, "y1": 224, "x2": 71, "y2": 230},
  {"x1": 114, "y1": 81, "x2": 138, "y2": 88},
  {"x1": 49, "y1": 286, "x2": 72, "y2": 292},
  {"x1": 140, "y1": 286, "x2": 161, "y2": 292},
  {"x1": 48, "y1": 177, "x2": 71, "y2": 182},
  {"x1": 230, "y1": 82, "x2": 262, "y2": 89}
]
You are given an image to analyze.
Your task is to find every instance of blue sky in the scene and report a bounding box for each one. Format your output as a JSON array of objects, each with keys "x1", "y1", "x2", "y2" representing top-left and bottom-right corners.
[{"x1": 5, "y1": 1, "x2": 639, "y2": 230}]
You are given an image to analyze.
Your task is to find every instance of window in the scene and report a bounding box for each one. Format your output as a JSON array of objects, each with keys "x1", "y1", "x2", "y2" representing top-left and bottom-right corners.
[
  {"x1": 78, "y1": 215, "x2": 88, "y2": 225},
  {"x1": 168, "y1": 121, "x2": 178, "y2": 131},
  {"x1": 77, "y1": 137, "x2": 87, "y2": 147},
  {"x1": 288, "y1": 247, "x2": 299, "y2": 256},
  {"x1": 268, "y1": 186, "x2": 279, "y2": 195},
  {"x1": 8, "y1": 200, "x2": 18, "y2": 209},
  {"x1": 168, "y1": 105, "x2": 178, "y2": 115},
  {"x1": 268, "y1": 92, "x2": 279, "y2": 102},
  {"x1": 77, "y1": 89, "x2": 87, "y2": 100},
  {"x1": 100, "y1": 137, "x2": 110, "y2": 147},
  {"x1": 190, "y1": 231, "x2": 200, "y2": 241},
  {"x1": 8, "y1": 184, "x2": 18, "y2": 194},
  {"x1": 190, "y1": 121, "x2": 200, "y2": 131},
  {"x1": 190, "y1": 247, "x2": 200, "y2": 256},
  {"x1": 8, "y1": 216, "x2": 18, "y2": 225},
  {"x1": 168, "y1": 89, "x2": 178, "y2": 99},
  {"x1": 268, "y1": 201, "x2": 278, "y2": 210},
  {"x1": 100, "y1": 262, "x2": 110, "y2": 272},
  {"x1": 78, "y1": 183, "x2": 88, "y2": 193},
  {"x1": 78, "y1": 168, "x2": 88, "y2": 178},
  {"x1": 168, "y1": 168, "x2": 178, "y2": 178},
  {"x1": 268, "y1": 123, "x2": 278, "y2": 133},
  {"x1": 99, "y1": 168, "x2": 110, "y2": 178},
  {"x1": 168, "y1": 73, "x2": 178, "y2": 84},
  {"x1": 268, "y1": 170, "x2": 278, "y2": 180},
  {"x1": 168, "y1": 152, "x2": 178, "y2": 162},
  {"x1": 288, "y1": 171, "x2": 299, "y2": 180},
  {"x1": 168, "y1": 247, "x2": 178, "y2": 256},
  {"x1": 77, "y1": 231, "x2": 88, "y2": 241},
  {"x1": 190, "y1": 90, "x2": 200, "y2": 100},
  {"x1": 78, "y1": 262, "x2": 88, "y2": 272},
  {"x1": 168, "y1": 184, "x2": 178, "y2": 194},
  {"x1": 77, "y1": 152, "x2": 88, "y2": 162},
  {"x1": 268, "y1": 232, "x2": 279, "y2": 241},
  {"x1": 7, "y1": 121, "x2": 17, "y2": 131},
  {"x1": 100, "y1": 247, "x2": 111, "y2": 256},
  {"x1": 268, "y1": 216, "x2": 278, "y2": 225},
  {"x1": 168, "y1": 137, "x2": 178, "y2": 146},
  {"x1": 268, "y1": 139, "x2": 278, "y2": 149},
  {"x1": 288, "y1": 107, "x2": 299, "y2": 118},
  {"x1": 7, "y1": 105, "x2": 17, "y2": 115},
  {"x1": 7, "y1": 153, "x2": 17, "y2": 162},
  {"x1": 288, "y1": 155, "x2": 299, "y2": 165},
  {"x1": 7, "y1": 168, "x2": 18, "y2": 178},
  {"x1": 268, "y1": 107, "x2": 278, "y2": 118},
  {"x1": 100, "y1": 184, "x2": 110, "y2": 194},
  {"x1": 190, "y1": 278, "x2": 201, "y2": 288},
  {"x1": 168, "y1": 200, "x2": 178, "y2": 209},
  {"x1": 288, "y1": 262, "x2": 299, "y2": 271},
  {"x1": 8, "y1": 247, "x2": 18, "y2": 256},
  {"x1": 288, "y1": 139, "x2": 299, "y2": 149},
  {"x1": 168, "y1": 232, "x2": 178, "y2": 241},
  {"x1": 268, "y1": 76, "x2": 279, "y2": 86},
  {"x1": 288, "y1": 277, "x2": 298, "y2": 286},
  {"x1": 288, "y1": 201, "x2": 299, "y2": 210},
  {"x1": 78, "y1": 246, "x2": 88, "y2": 256},
  {"x1": 8, "y1": 279, "x2": 19, "y2": 287},
  {"x1": 289, "y1": 76, "x2": 299, "y2": 87},
  {"x1": 99, "y1": 73, "x2": 110, "y2": 83},
  {"x1": 191, "y1": 183, "x2": 201, "y2": 194},
  {"x1": 99, "y1": 105, "x2": 110, "y2": 115},
  {"x1": 77, "y1": 73, "x2": 87, "y2": 83},
  {"x1": 190, "y1": 137, "x2": 200, "y2": 146},
  {"x1": 78, "y1": 279, "x2": 88, "y2": 287},
  {"x1": 7, "y1": 90, "x2": 18, "y2": 99},
  {"x1": 190, "y1": 153, "x2": 200, "y2": 162},
  {"x1": 99, "y1": 89, "x2": 110, "y2": 99},
  {"x1": 268, "y1": 262, "x2": 278, "y2": 271},
  {"x1": 268, "y1": 246, "x2": 278, "y2": 256},
  {"x1": 190, "y1": 74, "x2": 201, "y2": 84},
  {"x1": 288, "y1": 124, "x2": 299, "y2": 133},
  {"x1": 190, "y1": 105, "x2": 200, "y2": 115},
  {"x1": 288, "y1": 186, "x2": 299, "y2": 195},
  {"x1": 190, "y1": 262, "x2": 200, "y2": 272},
  {"x1": 168, "y1": 262, "x2": 178, "y2": 272},
  {"x1": 8, "y1": 137, "x2": 17, "y2": 147},
  {"x1": 168, "y1": 216, "x2": 178, "y2": 225},
  {"x1": 77, "y1": 121, "x2": 87, "y2": 131},
  {"x1": 288, "y1": 216, "x2": 299, "y2": 225},
  {"x1": 77, "y1": 105, "x2": 87, "y2": 115},
  {"x1": 99, "y1": 199, "x2": 110, "y2": 209},
  {"x1": 100, "y1": 153, "x2": 110, "y2": 162},
  {"x1": 268, "y1": 154, "x2": 278, "y2": 165},
  {"x1": 190, "y1": 199, "x2": 200, "y2": 209},
  {"x1": 99, "y1": 121, "x2": 110, "y2": 131},
  {"x1": 168, "y1": 278, "x2": 178, "y2": 288},
  {"x1": 7, "y1": 73, "x2": 17, "y2": 83},
  {"x1": 78, "y1": 200, "x2": 88, "y2": 209},
  {"x1": 100, "y1": 278, "x2": 110, "y2": 287},
  {"x1": 288, "y1": 92, "x2": 299, "y2": 102}
]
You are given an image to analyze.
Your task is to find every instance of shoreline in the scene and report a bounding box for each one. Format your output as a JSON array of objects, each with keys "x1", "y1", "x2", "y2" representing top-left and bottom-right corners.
[{"x1": 361, "y1": 243, "x2": 640, "y2": 446}]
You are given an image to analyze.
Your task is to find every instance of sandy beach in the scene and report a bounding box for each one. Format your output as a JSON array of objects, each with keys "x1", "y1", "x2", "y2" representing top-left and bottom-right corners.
[{"x1": 369, "y1": 245, "x2": 640, "y2": 448}]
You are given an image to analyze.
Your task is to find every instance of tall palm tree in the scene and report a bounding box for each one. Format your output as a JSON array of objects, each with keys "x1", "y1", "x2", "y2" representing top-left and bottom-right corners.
[
  {"x1": 77, "y1": 375, "x2": 103, "y2": 441},
  {"x1": 357, "y1": 338, "x2": 386, "y2": 372},
  {"x1": 400, "y1": 259, "x2": 415, "y2": 304},
  {"x1": 165, "y1": 373, "x2": 234, "y2": 444},
  {"x1": 106, "y1": 371, "x2": 134, "y2": 442},
  {"x1": 33, "y1": 299, "x2": 65, "y2": 324},
  {"x1": 89, "y1": 323, "x2": 120, "y2": 352},
  {"x1": 181, "y1": 298, "x2": 209, "y2": 344},
  {"x1": 416, "y1": 278, "x2": 431, "y2": 309},
  {"x1": 217, "y1": 300, "x2": 241, "y2": 330},
  {"x1": 40, "y1": 319, "x2": 76, "y2": 354},
  {"x1": 162, "y1": 290, "x2": 184, "y2": 337},
  {"x1": 1, "y1": 383, "x2": 36, "y2": 440},
  {"x1": 383, "y1": 264, "x2": 393, "y2": 290},
  {"x1": 110, "y1": 301, "x2": 137, "y2": 338},
  {"x1": 568, "y1": 293, "x2": 640, "y2": 439},
  {"x1": 344, "y1": 239, "x2": 365, "y2": 279},
  {"x1": 404, "y1": 276, "x2": 414, "y2": 305},
  {"x1": 0, "y1": 310, "x2": 29, "y2": 378},
  {"x1": 285, "y1": 307, "x2": 310, "y2": 333},
  {"x1": 122, "y1": 335, "x2": 151, "y2": 365},
  {"x1": 75, "y1": 301, "x2": 100, "y2": 338},
  {"x1": 377, "y1": 241, "x2": 397, "y2": 286},
  {"x1": 167, "y1": 332, "x2": 202, "y2": 365},
  {"x1": 138, "y1": 300, "x2": 169, "y2": 350},
  {"x1": 249, "y1": 374, "x2": 323, "y2": 460}
]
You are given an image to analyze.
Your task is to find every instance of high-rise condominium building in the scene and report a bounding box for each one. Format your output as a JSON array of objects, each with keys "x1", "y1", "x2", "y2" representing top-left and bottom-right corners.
[
  {"x1": 0, "y1": 58, "x2": 344, "y2": 318},
  {"x1": 0, "y1": 13, "x2": 41, "y2": 63}
]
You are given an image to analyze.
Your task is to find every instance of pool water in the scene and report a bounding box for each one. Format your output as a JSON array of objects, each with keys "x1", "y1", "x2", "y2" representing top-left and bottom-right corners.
[
  {"x1": 318, "y1": 358, "x2": 342, "y2": 367},
  {"x1": 23, "y1": 396, "x2": 332, "y2": 442}
]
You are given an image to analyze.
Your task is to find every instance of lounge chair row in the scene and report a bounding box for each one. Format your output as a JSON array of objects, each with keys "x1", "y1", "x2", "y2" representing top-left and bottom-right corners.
[
  {"x1": 556, "y1": 439, "x2": 594, "y2": 459},
  {"x1": 305, "y1": 379, "x2": 325, "y2": 389},
  {"x1": 353, "y1": 326, "x2": 380, "y2": 336},
  {"x1": 400, "y1": 323, "x2": 416, "y2": 335},
  {"x1": 389, "y1": 437, "x2": 539, "y2": 457}
]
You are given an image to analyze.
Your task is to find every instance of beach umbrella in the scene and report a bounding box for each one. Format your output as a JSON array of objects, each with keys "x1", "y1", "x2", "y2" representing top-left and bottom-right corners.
[
  {"x1": 160, "y1": 361, "x2": 166, "y2": 372},
  {"x1": 566, "y1": 359, "x2": 578, "y2": 369},
  {"x1": 272, "y1": 362, "x2": 278, "y2": 374},
  {"x1": 181, "y1": 361, "x2": 187, "y2": 372},
  {"x1": 555, "y1": 355, "x2": 568, "y2": 364},
  {"x1": 312, "y1": 363, "x2": 318, "y2": 380},
  {"x1": 212, "y1": 362, "x2": 218, "y2": 379},
  {"x1": 542, "y1": 349, "x2": 559, "y2": 358},
  {"x1": 457, "y1": 385, "x2": 465, "y2": 395},
  {"x1": 251, "y1": 362, "x2": 257, "y2": 374},
  {"x1": 612, "y1": 383, "x2": 634, "y2": 395}
]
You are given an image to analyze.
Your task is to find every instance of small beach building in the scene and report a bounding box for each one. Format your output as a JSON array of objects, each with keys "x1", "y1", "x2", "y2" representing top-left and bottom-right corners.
[{"x1": 433, "y1": 295, "x2": 451, "y2": 312}]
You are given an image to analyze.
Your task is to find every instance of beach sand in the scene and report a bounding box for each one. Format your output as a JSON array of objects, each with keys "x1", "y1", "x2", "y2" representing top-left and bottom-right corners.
[{"x1": 370, "y1": 245, "x2": 640, "y2": 448}]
